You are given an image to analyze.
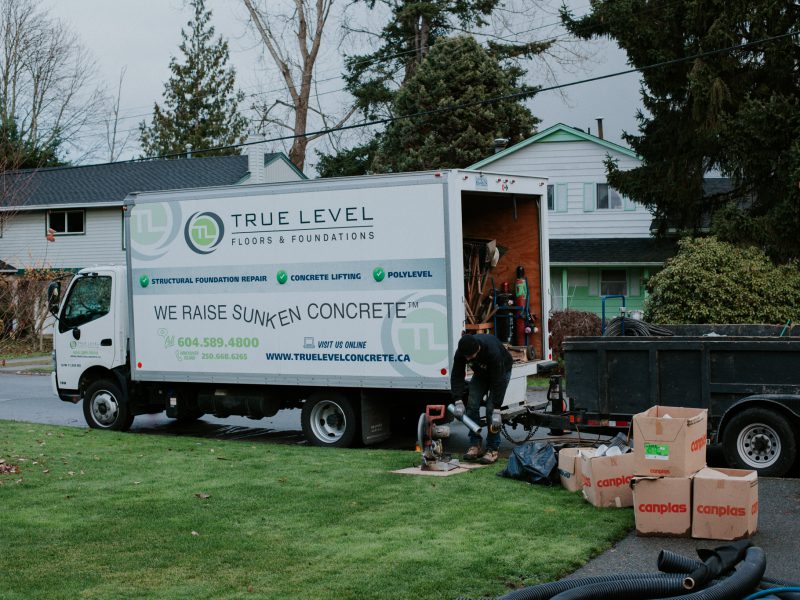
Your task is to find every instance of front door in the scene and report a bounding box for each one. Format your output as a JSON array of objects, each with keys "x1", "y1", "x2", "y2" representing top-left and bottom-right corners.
[{"x1": 55, "y1": 274, "x2": 116, "y2": 390}]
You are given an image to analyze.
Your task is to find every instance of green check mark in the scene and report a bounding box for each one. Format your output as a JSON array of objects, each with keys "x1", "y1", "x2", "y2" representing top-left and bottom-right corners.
[
  {"x1": 139, "y1": 274, "x2": 150, "y2": 288},
  {"x1": 276, "y1": 270, "x2": 288, "y2": 285},
  {"x1": 372, "y1": 267, "x2": 385, "y2": 282}
]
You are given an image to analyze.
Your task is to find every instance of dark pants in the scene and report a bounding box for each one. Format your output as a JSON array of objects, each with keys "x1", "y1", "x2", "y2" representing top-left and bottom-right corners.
[{"x1": 466, "y1": 369, "x2": 511, "y2": 451}]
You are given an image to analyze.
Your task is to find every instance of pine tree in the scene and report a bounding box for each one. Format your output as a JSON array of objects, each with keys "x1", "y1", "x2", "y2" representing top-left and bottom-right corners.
[
  {"x1": 139, "y1": 0, "x2": 247, "y2": 158},
  {"x1": 371, "y1": 35, "x2": 537, "y2": 173},
  {"x1": 562, "y1": 0, "x2": 800, "y2": 262}
]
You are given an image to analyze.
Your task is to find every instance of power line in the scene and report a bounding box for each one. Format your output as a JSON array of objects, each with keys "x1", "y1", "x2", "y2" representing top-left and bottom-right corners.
[{"x1": 29, "y1": 29, "x2": 800, "y2": 173}]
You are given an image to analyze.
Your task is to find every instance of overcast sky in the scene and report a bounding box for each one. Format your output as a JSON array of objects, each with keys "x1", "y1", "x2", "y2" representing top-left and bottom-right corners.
[{"x1": 43, "y1": 0, "x2": 644, "y2": 171}]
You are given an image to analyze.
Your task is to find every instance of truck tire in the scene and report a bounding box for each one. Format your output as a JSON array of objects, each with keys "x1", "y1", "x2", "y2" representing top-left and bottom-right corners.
[
  {"x1": 83, "y1": 379, "x2": 134, "y2": 431},
  {"x1": 301, "y1": 391, "x2": 359, "y2": 447},
  {"x1": 722, "y1": 407, "x2": 797, "y2": 477}
]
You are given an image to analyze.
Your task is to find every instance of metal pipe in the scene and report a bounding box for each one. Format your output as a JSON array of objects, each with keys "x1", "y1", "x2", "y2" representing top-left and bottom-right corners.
[{"x1": 447, "y1": 403, "x2": 481, "y2": 434}]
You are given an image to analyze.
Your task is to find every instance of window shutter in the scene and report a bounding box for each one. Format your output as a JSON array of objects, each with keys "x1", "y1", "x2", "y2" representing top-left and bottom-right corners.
[
  {"x1": 583, "y1": 183, "x2": 596, "y2": 212},
  {"x1": 556, "y1": 183, "x2": 568, "y2": 212},
  {"x1": 624, "y1": 195, "x2": 636, "y2": 211}
]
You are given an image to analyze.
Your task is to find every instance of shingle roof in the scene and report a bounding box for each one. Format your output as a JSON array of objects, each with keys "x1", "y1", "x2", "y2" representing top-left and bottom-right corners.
[
  {"x1": 550, "y1": 238, "x2": 678, "y2": 265},
  {"x1": 1, "y1": 155, "x2": 253, "y2": 209},
  {"x1": 0, "y1": 258, "x2": 16, "y2": 272}
]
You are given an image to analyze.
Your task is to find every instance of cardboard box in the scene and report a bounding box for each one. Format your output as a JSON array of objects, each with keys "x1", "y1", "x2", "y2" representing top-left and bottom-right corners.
[
  {"x1": 633, "y1": 406, "x2": 708, "y2": 477},
  {"x1": 632, "y1": 476, "x2": 692, "y2": 537},
  {"x1": 581, "y1": 451, "x2": 635, "y2": 508},
  {"x1": 692, "y1": 467, "x2": 758, "y2": 540},
  {"x1": 558, "y1": 447, "x2": 592, "y2": 492}
]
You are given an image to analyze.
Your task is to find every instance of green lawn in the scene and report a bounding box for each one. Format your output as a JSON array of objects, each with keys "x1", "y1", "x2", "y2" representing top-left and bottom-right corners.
[{"x1": 0, "y1": 421, "x2": 632, "y2": 600}]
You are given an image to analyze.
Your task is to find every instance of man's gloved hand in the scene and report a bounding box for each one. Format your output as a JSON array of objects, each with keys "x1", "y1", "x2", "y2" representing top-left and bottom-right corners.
[{"x1": 452, "y1": 399, "x2": 465, "y2": 418}]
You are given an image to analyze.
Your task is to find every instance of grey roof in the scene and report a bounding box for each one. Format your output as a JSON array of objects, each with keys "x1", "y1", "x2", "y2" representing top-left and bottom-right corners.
[
  {"x1": 2, "y1": 155, "x2": 256, "y2": 209},
  {"x1": 550, "y1": 238, "x2": 678, "y2": 265}
]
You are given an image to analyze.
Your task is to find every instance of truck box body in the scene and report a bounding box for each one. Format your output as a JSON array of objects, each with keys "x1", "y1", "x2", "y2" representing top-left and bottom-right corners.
[
  {"x1": 50, "y1": 170, "x2": 553, "y2": 445},
  {"x1": 126, "y1": 171, "x2": 549, "y2": 389}
]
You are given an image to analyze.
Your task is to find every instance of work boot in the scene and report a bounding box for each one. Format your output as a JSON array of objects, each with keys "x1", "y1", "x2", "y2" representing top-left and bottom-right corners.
[
  {"x1": 463, "y1": 445, "x2": 484, "y2": 461},
  {"x1": 479, "y1": 449, "x2": 499, "y2": 464}
]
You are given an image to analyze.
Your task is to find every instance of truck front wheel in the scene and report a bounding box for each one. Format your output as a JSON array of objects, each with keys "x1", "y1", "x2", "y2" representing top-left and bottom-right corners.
[
  {"x1": 722, "y1": 407, "x2": 797, "y2": 477},
  {"x1": 83, "y1": 379, "x2": 134, "y2": 431},
  {"x1": 301, "y1": 392, "x2": 359, "y2": 447}
]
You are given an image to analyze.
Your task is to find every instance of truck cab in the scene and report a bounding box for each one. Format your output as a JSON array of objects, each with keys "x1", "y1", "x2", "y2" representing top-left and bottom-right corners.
[{"x1": 50, "y1": 266, "x2": 130, "y2": 426}]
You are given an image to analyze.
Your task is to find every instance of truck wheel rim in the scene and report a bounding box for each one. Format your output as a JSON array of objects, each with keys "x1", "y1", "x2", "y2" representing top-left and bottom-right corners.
[
  {"x1": 91, "y1": 391, "x2": 119, "y2": 427},
  {"x1": 737, "y1": 422, "x2": 780, "y2": 468},
  {"x1": 309, "y1": 400, "x2": 346, "y2": 443}
]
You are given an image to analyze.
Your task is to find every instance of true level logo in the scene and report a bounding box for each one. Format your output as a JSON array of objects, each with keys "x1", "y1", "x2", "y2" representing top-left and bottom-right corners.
[{"x1": 185, "y1": 212, "x2": 225, "y2": 254}]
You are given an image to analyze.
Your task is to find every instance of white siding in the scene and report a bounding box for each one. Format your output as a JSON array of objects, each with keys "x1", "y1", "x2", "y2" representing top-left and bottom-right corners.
[
  {"x1": 264, "y1": 158, "x2": 302, "y2": 183},
  {"x1": 1, "y1": 208, "x2": 126, "y2": 269},
  {"x1": 481, "y1": 140, "x2": 654, "y2": 238}
]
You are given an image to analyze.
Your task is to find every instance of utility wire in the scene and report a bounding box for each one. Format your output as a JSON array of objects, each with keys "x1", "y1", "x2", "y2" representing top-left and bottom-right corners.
[{"x1": 22, "y1": 29, "x2": 799, "y2": 173}]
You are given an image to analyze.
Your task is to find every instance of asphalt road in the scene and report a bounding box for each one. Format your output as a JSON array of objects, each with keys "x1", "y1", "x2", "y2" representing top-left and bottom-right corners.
[{"x1": 0, "y1": 371, "x2": 541, "y2": 451}]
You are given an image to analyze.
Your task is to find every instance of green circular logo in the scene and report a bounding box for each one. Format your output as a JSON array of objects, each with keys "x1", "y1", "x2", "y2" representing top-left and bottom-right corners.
[
  {"x1": 69, "y1": 340, "x2": 77, "y2": 349},
  {"x1": 139, "y1": 274, "x2": 150, "y2": 288},
  {"x1": 372, "y1": 266, "x2": 385, "y2": 282},
  {"x1": 276, "y1": 270, "x2": 288, "y2": 285},
  {"x1": 184, "y1": 211, "x2": 224, "y2": 254}
]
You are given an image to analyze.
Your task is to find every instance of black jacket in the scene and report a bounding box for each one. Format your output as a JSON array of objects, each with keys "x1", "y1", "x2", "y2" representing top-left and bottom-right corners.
[{"x1": 450, "y1": 334, "x2": 513, "y2": 402}]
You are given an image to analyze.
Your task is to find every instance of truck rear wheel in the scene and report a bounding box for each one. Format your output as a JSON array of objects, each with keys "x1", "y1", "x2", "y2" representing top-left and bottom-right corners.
[
  {"x1": 722, "y1": 407, "x2": 797, "y2": 477},
  {"x1": 301, "y1": 391, "x2": 359, "y2": 447},
  {"x1": 83, "y1": 379, "x2": 133, "y2": 431}
]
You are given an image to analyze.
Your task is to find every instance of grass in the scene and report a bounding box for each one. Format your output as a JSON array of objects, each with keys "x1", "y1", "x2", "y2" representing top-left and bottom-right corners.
[
  {"x1": 0, "y1": 340, "x2": 52, "y2": 360},
  {"x1": 0, "y1": 421, "x2": 633, "y2": 600},
  {"x1": 527, "y1": 374, "x2": 553, "y2": 388}
]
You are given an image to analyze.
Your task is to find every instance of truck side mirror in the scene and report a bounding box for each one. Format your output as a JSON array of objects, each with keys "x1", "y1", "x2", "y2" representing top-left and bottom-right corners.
[{"x1": 47, "y1": 282, "x2": 61, "y2": 316}]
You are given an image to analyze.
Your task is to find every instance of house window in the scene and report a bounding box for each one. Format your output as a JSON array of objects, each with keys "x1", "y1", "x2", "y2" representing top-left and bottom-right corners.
[
  {"x1": 48, "y1": 210, "x2": 85, "y2": 235},
  {"x1": 547, "y1": 184, "x2": 554, "y2": 210},
  {"x1": 600, "y1": 269, "x2": 627, "y2": 296},
  {"x1": 597, "y1": 184, "x2": 623, "y2": 210}
]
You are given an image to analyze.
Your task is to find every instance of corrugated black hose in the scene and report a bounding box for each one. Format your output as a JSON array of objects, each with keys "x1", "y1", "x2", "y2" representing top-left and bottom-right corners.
[
  {"x1": 682, "y1": 540, "x2": 753, "y2": 590},
  {"x1": 547, "y1": 574, "x2": 689, "y2": 600},
  {"x1": 657, "y1": 550, "x2": 703, "y2": 574},
  {"x1": 648, "y1": 546, "x2": 766, "y2": 600}
]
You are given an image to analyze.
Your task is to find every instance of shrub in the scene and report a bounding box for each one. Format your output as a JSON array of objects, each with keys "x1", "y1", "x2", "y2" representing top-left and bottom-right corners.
[
  {"x1": 549, "y1": 310, "x2": 601, "y2": 361},
  {"x1": 644, "y1": 237, "x2": 800, "y2": 324}
]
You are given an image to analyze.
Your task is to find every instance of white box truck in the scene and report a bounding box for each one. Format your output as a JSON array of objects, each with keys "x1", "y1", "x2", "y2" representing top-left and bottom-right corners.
[{"x1": 48, "y1": 170, "x2": 554, "y2": 446}]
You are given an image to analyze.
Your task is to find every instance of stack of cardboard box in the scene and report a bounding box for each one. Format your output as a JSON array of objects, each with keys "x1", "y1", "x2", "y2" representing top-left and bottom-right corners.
[{"x1": 631, "y1": 405, "x2": 758, "y2": 540}]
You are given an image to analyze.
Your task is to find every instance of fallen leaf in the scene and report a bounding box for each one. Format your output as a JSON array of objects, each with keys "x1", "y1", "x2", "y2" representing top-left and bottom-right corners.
[
  {"x1": 68, "y1": 471, "x2": 75, "y2": 476},
  {"x1": 0, "y1": 464, "x2": 20, "y2": 474},
  {"x1": 247, "y1": 585, "x2": 254, "y2": 593},
  {"x1": 191, "y1": 531, "x2": 200, "y2": 537},
  {"x1": 43, "y1": 469, "x2": 50, "y2": 474},
  {"x1": 133, "y1": 481, "x2": 140, "y2": 485},
  {"x1": 194, "y1": 492, "x2": 211, "y2": 500}
]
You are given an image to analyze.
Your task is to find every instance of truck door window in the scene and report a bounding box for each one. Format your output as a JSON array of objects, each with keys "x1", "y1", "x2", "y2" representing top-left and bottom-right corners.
[{"x1": 59, "y1": 276, "x2": 112, "y2": 332}]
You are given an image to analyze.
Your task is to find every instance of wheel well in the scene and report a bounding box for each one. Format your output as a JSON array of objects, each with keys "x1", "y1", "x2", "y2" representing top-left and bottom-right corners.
[
  {"x1": 717, "y1": 399, "x2": 800, "y2": 444},
  {"x1": 78, "y1": 367, "x2": 121, "y2": 396}
]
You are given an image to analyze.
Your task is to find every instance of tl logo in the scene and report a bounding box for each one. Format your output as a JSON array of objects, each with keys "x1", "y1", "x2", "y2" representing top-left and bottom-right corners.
[{"x1": 184, "y1": 212, "x2": 225, "y2": 254}]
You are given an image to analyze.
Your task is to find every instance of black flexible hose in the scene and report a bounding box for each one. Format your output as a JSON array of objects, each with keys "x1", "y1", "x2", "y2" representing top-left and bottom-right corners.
[
  {"x1": 763, "y1": 577, "x2": 800, "y2": 588},
  {"x1": 649, "y1": 546, "x2": 766, "y2": 600},
  {"x1": 603, "y1": 317, "x2": 674, "y2": 337},
  {"x1": 472, "y1": 572, "x2": 682, "y2": 600},
  {"x1": 683, "y1": 540, "x2": 753, "y2": 590},
  {"x1": 658, "y1": 550, "x2": 704, "y2": 574},
  {"x1": 547, "y1": 574, "x2": 687, "y2": 600}
]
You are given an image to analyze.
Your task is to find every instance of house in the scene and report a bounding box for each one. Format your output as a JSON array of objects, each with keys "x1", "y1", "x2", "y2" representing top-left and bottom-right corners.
[
  {"x1": 468, "y1": 123, "x2": 676, "y2": 317},
  {"x1": 0, "y1": 147, "x2": 305, "y2": 272}
]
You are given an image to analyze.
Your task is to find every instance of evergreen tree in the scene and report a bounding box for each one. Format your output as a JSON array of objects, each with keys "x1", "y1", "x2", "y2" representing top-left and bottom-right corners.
[
  {"x1": 562, "y1": 0, "x2": 800, "y2": 262},
  {"x1": 139, "y1": 0, "x2": 247, "y2": 158},
  {"x1": 315, "y1": 0, "x2": 548, "y2": 176},
  {"x1": 371, "y1": 35, "x2": 537, "y2": 173}
]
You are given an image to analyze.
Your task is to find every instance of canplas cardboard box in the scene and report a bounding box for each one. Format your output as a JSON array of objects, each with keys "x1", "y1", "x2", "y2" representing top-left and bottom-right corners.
[
  {"x1": 558, "y1": 447, "x2": 594, "y2": 492},
  {"x1": 581, "y1": 451, "x2": 635, "y2": 508},
  {"x1": 692, "y1": 467, "x2": 758, "y2": 540},
  {"x1": 632, "y1": 476, "x2": 692, "y2": 537},
  {"x1": 633, "y1": 406, "x2": 708, "y2": 477}
]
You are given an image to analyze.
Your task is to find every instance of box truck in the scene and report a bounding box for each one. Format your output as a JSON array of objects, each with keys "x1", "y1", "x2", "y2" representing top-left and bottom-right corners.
[{"x1": 47, "y1": 170, "x2": 554, "y2": 446}]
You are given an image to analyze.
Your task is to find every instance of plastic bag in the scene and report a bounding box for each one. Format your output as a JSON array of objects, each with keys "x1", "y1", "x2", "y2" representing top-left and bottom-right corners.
[{"x1": 497, "y1": 441, "x2": 557, "y2": 485}]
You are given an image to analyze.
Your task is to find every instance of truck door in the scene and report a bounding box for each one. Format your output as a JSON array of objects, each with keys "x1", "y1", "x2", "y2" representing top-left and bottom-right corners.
[{"x1": 55, "y1": 274, "x2": 116, "y2": 390}]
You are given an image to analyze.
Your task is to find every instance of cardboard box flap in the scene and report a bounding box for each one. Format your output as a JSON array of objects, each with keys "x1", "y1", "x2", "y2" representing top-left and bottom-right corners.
[{"x1": 635, "y1": 406, "x2": 708, "y2": 443}]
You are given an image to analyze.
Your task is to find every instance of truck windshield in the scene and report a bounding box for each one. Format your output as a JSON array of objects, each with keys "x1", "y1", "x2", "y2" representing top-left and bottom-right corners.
[{"x1": 59, "y1": 276, "x2": 112, "y2": 332}]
